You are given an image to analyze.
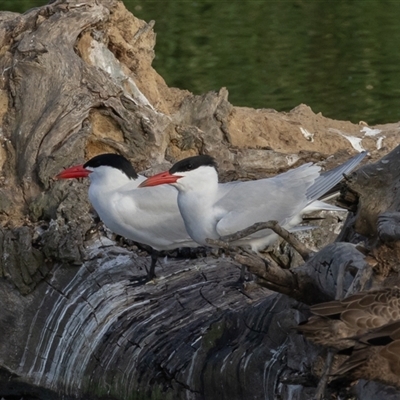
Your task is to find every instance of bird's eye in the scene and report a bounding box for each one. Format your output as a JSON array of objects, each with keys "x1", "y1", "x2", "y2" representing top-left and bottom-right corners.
[{"x1": 187, "y1": 163, "x2": 192, "y2": 169}]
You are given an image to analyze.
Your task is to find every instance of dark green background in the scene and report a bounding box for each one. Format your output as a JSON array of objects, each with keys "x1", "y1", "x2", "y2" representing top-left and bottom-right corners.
[{"x1": 4, "y1": 0, "x2": 400, "y2": 125}]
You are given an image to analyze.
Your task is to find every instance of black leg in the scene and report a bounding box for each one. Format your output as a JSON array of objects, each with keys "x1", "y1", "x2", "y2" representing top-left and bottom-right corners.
[
  {"x1": 147, "y1": 249, "x2": 159, "y2": 280},
  {"x1": 239, "y1": 264, "x2": 246, "y2": 283},
  {"x1": 129, "y1": 247, "x2": 159, "y2": 286}
]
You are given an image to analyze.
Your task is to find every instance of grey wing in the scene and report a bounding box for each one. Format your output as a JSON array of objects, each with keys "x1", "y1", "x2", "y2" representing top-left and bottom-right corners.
[
  {"x1": 115, "y1": 185, "x2": 197, "y2": 250},
  {"x1": 215, "y1": 163, "x2": 321, "y2": 237},
  {"x1": 306, "y1": 152, "x2": 367, "y2": 201}
]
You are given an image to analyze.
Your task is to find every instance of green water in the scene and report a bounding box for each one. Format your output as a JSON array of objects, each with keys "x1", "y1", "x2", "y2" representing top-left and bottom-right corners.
[{"x1": 4, "y1": 0, "x2": 400, "y2": 125}]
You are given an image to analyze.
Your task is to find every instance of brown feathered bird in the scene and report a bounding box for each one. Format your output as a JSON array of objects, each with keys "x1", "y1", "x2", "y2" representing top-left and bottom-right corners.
[
  {"x1": 297, "y1": 288, "x2": 400, "y2": 387},
  {"x1": 333, "y1": 319, "x2": 400, "y2": 387}
]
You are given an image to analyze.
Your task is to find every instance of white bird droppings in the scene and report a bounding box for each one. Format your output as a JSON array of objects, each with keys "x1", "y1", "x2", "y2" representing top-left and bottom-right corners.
[
  {"x1": 300, "y1": 127, "x2": 314, "y2": 142},
  {"x1": 361, "y1": 126, "x2": 382, "y2": 136}
]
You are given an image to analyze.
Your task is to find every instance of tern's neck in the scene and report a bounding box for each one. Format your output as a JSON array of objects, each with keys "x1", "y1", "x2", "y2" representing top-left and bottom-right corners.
[{"x1": 176, "y1": 167, "x2": 220, "y2": 245}]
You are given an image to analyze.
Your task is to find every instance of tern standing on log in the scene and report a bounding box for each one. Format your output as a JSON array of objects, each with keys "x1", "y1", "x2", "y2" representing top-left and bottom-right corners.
[
  {"x1": 56, "y1": 153, "x2": 198, "y2": 280},
  {"x1": 139, "y1": 153, "x2": 366, "y2": 251}
]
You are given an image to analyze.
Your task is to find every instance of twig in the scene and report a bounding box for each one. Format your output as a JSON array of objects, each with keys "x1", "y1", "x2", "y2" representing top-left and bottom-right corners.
[
  {"x1": 313, "y1": 351, "x2": 334, "y2": 400},
  {"x1": 207, "y1": 235, "x2": 299, "y2": 289},
  {"x1": 345, "y1": 263, "x2": 373, "y2": 298},
  {"x1": 133, "y1": 20, "x2": 155, "y2": 42},
  {"x1": 217, "y1": 220, "x2": 314, "y2": 261},
  {"x1": 206, "y1": 237, "x2": 235, "y2": 250},
  {"x1": 335, "y1": 260, "x2": 350, "y2": 301},
  {"x1": 234, "y1": 252, "x2": 295, "y2": 295}
]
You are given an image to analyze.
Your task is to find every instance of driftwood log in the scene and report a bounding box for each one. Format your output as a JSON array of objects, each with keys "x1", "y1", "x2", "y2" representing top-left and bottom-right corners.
[{"x1": 1, "y1": 1, "x2": 400, "y2": 399}]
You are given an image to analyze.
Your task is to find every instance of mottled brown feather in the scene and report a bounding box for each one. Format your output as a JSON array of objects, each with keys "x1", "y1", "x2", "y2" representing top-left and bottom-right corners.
[
  {"x1": 300, "y1": 288, "x2": 400, "y2": 349},
  {"x1": 298, "y1": 288, "x2": 400, "y2": 387},
  {"x1": 334, "y1": 338, "x2": 400, "y2": 387}
]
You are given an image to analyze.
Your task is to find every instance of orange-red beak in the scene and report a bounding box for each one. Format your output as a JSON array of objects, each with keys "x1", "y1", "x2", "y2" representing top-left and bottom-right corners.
[
  {"x1": 56, "y1": 164, "x2": 91, "y2": 180},
  {"x1": 139, "y1": 171, "x2": 182, "y2": 187}
]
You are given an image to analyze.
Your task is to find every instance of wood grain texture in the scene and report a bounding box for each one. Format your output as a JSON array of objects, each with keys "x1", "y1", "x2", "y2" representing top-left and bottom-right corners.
[{"x1": 0, "y1": 0, "x2": 400, "y2": 399}]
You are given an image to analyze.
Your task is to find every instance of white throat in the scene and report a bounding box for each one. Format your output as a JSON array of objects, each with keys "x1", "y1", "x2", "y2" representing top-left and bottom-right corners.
[{"x1": 174, "y1": 166, "x2": 220, "y2": 245}]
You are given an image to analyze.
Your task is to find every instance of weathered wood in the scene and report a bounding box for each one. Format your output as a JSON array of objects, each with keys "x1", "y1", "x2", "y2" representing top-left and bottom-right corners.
[
  {"x1": 0, "y1": 239, "x2": 305, "y2": 399},
  {"x1": 345, "y1": 146, "x2": 400, "y2": 239},
  {"x1": 0, "y1": 0, "x2": 400, "y2": 399}
]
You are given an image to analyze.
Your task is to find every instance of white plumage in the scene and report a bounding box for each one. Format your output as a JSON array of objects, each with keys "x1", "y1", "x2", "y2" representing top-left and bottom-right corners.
[{"x1": 140, "y1": 152, "x2": 366, "y2": 251}]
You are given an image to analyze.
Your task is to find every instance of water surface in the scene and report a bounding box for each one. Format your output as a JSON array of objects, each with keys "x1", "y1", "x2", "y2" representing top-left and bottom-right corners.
[{"x1": 4, "y1": 0, "x2": 400, "y2": 125}]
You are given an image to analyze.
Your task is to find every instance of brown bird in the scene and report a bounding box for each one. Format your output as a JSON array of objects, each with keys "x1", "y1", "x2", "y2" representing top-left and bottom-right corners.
[
  {"x1": 333, "y1": 319, "x2": 400, "y2": 387},
  {"x1": 297, "y1": 288, "x2": 400, "y2": 388},
  {"x1": 298, "y1": 287, "x2": 400, "y2": 349}
]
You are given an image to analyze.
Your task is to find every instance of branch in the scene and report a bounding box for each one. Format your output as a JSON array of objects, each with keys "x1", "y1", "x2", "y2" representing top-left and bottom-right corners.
[
  {"x1": 208, "y1": 220, "x2": 314, "y2": 261},
  {"x1": 234, "y1": 252, "x2": 297, "y2": 295},
  {"x1": 205, "y1": 236, "x2": 300, "y2": 294},
  {"x1": 206, "y1": 237, "x2": 235, "y2": 250}
]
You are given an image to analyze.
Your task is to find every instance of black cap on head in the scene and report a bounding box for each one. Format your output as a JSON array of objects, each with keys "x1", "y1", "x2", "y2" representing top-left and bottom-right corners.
[
  {"x1": 84, "y1": 153, "x2": 138, "y2": 179},
  {"x1": 169, "y1": 155, "x2": 218, "y2": 174}
]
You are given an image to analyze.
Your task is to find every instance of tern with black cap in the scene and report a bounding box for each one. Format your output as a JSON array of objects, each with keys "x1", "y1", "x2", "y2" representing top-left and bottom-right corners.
[
  {"x1": 56, "y1": 153, "x2": 198, "y2": 280},
  {"x1": 139, "y1": 152, "x2": 367, "y2": 251}
]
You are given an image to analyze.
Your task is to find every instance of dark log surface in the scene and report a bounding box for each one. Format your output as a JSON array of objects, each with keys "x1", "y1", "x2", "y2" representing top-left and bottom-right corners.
[{"x1": 1, "y1": 1, "x2": 400, "y2": 399}]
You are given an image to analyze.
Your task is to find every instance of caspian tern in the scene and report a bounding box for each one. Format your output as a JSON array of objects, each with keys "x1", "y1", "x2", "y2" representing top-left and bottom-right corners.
[
  {"x1": 56, "y1": 153, "x2": 199, "y2": 279},
  {"x1": 139, "y1": 152, "x2": 367, "y2": 251}
]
